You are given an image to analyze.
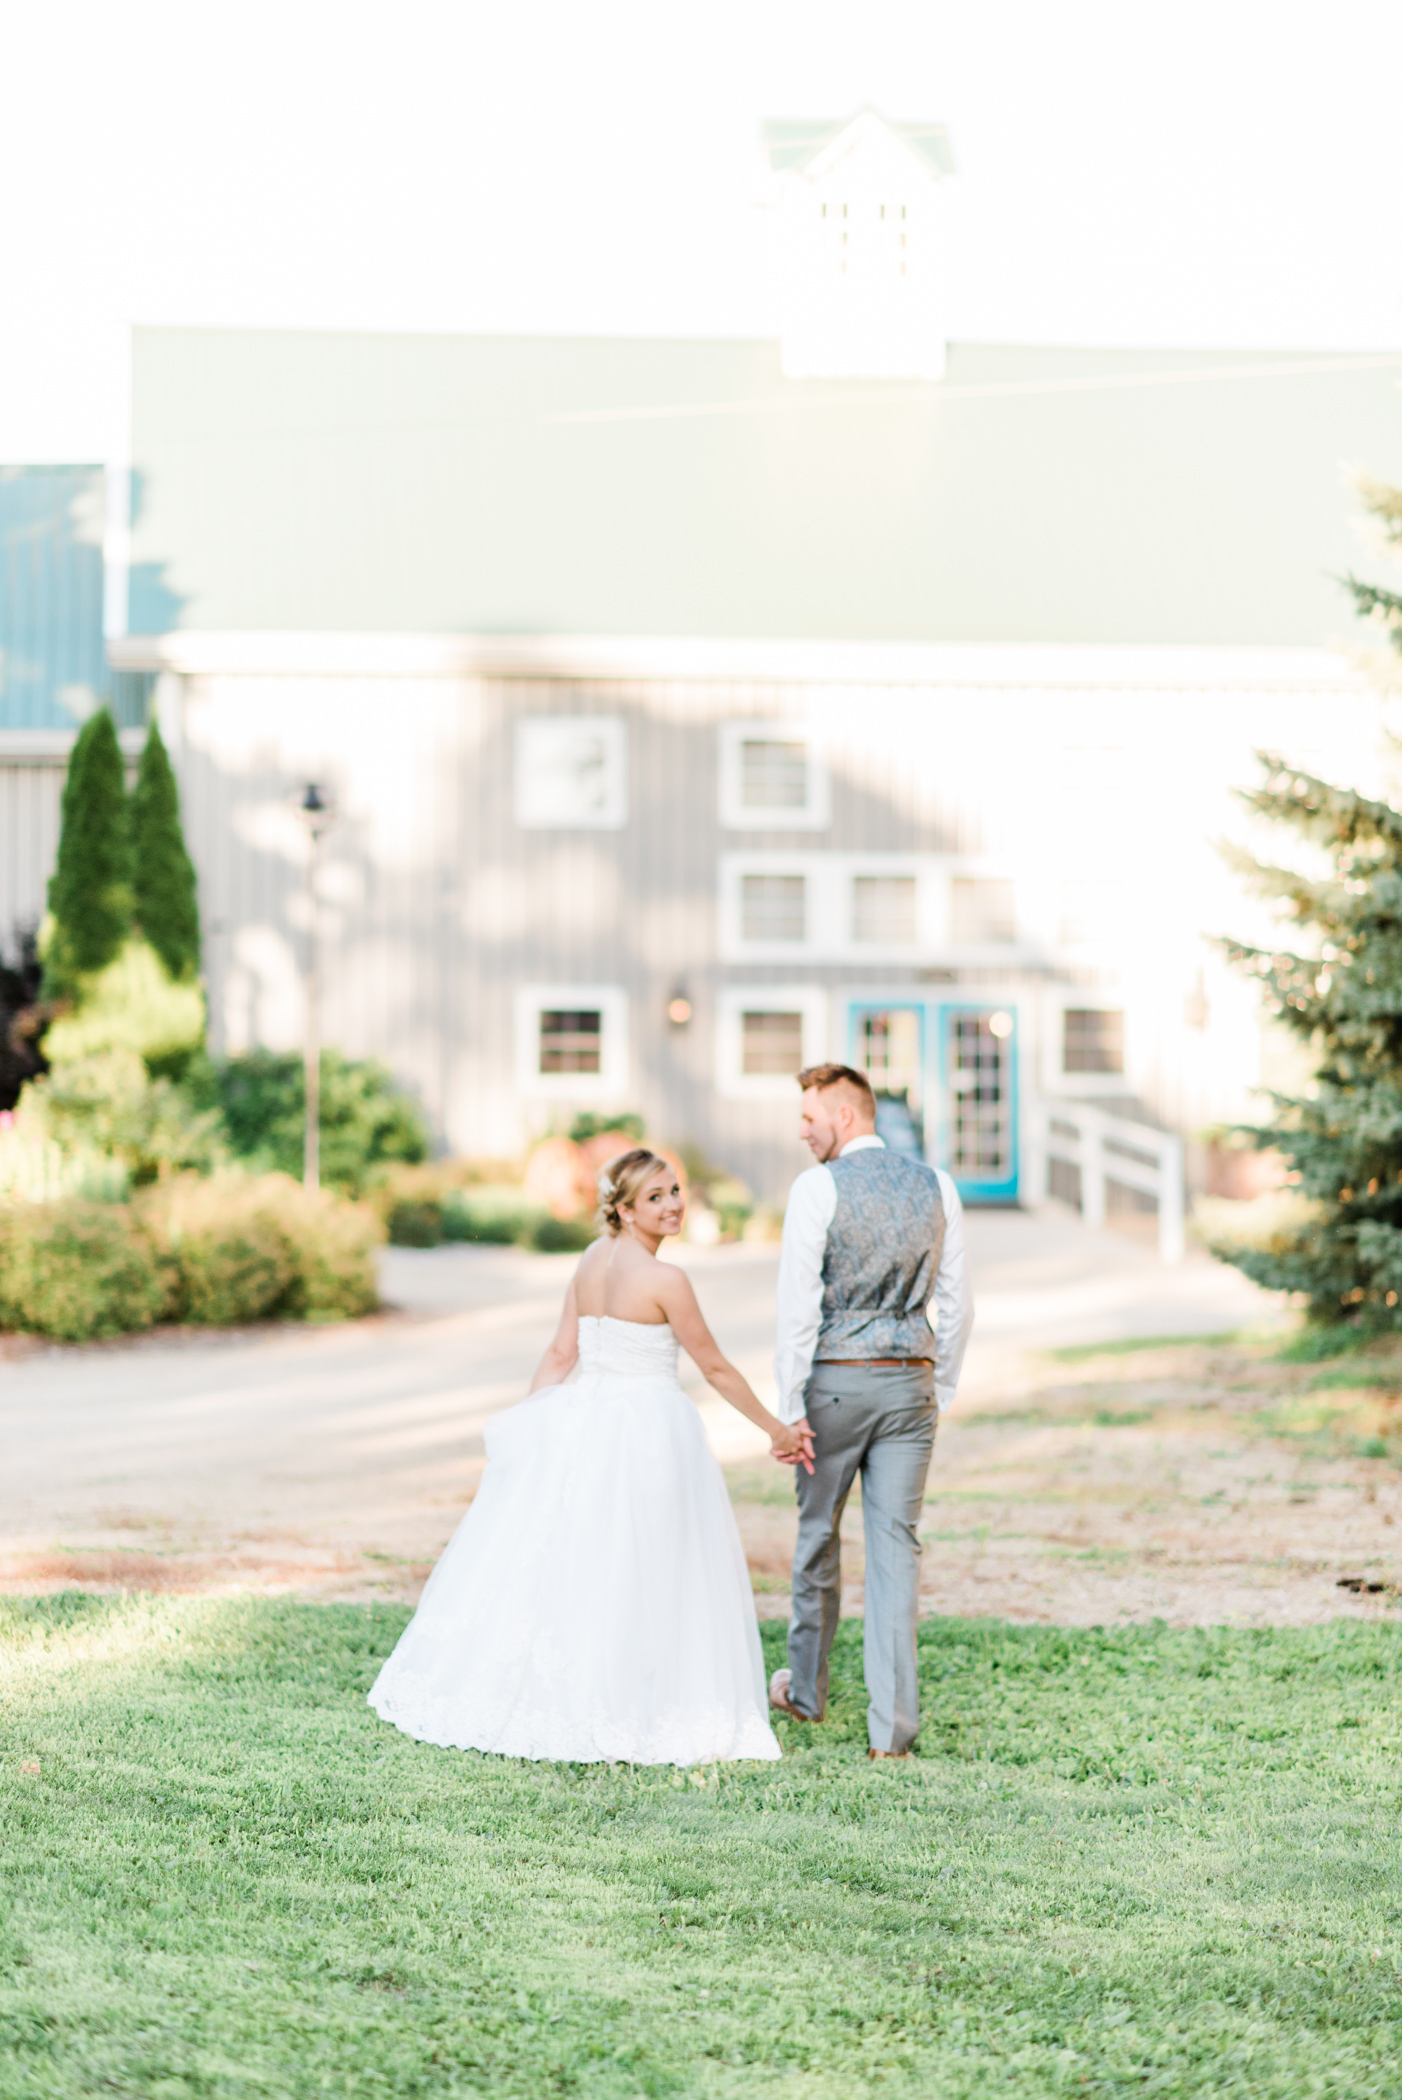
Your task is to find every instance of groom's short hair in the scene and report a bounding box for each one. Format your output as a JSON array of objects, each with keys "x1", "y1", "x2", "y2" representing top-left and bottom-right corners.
[{"x1": 797, "y1": 1062, "x2": 876, "y2": 1118}]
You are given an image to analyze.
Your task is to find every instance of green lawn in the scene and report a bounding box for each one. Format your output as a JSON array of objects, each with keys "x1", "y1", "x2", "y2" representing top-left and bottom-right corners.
[{"x1": 3, "y1": 1599, "x2": 1400, "y2": 2098}]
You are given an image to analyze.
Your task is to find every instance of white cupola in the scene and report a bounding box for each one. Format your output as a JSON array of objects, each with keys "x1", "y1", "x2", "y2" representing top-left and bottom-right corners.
[{"x1": 763, "y1": 109, "x2": 954, "y2": 382}]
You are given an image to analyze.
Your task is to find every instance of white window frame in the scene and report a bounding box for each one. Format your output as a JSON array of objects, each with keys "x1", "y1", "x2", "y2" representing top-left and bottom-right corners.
[
  {"x1": 716, "y1": 985, "x2": 830, "y2": 1101},
  {"x1": 515, "y1": 716, "x2": 628, "y2": 830},
  {"x1": 718, "y1": 852, "x2": 1032, "y2": 964},
  {"x1": 1038, "y1": 985, "x2": 1134, "y2": 1101},
  {"x1": 514, "y1": 984, "x2": 630, "y2": 1099},
  {"x1": 717, "y1": 721, "x2": 831, "y2": 831}
]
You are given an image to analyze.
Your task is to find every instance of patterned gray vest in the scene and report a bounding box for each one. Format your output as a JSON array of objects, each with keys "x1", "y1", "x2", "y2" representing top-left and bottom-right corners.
[{"x1": 816, "y1": 1146, "x2": 946, "y2": 1361}]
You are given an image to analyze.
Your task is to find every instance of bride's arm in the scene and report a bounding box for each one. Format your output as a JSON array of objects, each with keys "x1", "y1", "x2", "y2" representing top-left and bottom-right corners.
[
  {"x1": 655, "y1": 1269, "x2": 814, "y2": 1472},
  {"x1": 527, "y1": 1275, "x2": 581, "y2": 1393}
]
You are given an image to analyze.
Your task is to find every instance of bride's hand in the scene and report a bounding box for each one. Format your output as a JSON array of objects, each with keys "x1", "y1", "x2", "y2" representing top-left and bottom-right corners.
[{"x1": 769, "y1": 1419, "x2": 815, "y2": 1475}]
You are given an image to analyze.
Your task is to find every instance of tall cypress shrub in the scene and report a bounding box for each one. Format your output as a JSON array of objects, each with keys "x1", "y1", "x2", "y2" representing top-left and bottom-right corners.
[
  {"x1": 44, "y1": 709, "x2": 131, "y2": 999},
  {"x1": 131, "y1": 720, "x2": 200, "y2": 981}
]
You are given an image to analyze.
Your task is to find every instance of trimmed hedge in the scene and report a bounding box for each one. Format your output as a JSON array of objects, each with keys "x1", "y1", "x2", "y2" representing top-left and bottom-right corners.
[
  {"x1": 0, "y1": 1200, "x2": 165, "y2": 1343},
  {"x1": 0, "y1": 1173, "x2": 384, "y2": 1341}
]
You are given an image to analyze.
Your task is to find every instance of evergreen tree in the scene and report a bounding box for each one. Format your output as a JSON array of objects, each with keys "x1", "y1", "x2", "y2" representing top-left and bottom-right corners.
[
  {"x1": 1216, "y1": 475, "x2": 1402, "y2": 1330},
  {"x1": 131, "y1": 719, "x2": 200, "y2": 981},
  {"x1": 44, "y1": 709, "x2": 131, "y2": 998}
]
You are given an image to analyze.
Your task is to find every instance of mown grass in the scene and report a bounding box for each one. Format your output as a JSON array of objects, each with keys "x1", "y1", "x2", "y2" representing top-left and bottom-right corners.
[{"x1": 3, "y1": 1598, "x2": 1401, "y2": 2098}]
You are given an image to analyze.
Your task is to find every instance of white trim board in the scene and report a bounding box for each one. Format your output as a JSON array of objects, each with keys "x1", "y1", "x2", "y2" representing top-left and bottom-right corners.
[
  {"x1": 0, "y1": 729, "x2": 146, "y2": 761},
  {"x1": 715, "y1": 985, "x2": 830, "y2": 1101},
  {"x1": 107, "y1": 632, "x2": 1369, "y2": 693},
  {"x1": 514, "y1": 984, "x2": 630, "y2": 1100}
]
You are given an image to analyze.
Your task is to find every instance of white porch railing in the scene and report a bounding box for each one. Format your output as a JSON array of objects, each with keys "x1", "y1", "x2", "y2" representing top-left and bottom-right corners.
[{"x1": 1028, "y1": 1100, "x2": 1185, "y2": 1264}]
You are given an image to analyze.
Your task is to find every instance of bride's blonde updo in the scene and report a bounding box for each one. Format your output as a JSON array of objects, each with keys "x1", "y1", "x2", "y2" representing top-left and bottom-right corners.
[{"x1": 597, "y1": 1147, "x2": 672, "y2": 1236}]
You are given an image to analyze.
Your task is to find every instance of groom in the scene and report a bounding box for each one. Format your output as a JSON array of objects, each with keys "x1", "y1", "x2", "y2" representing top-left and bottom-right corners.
[{"x1": 768, "y1": 1063, "x2": 973, "y2": 1758}]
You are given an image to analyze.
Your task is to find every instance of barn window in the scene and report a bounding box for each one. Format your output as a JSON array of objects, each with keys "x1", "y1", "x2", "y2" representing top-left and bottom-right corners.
[
  {"x1": 1063, "y1": 1008, "x2": 1124, "y2": 1075},
  {"x1": 515, "y1": 985, "x2": 629, "y2": 1096},
  {"x1": 515, "y1": 717, "x2": 627, "y2": 828},
  {"x1": 539, "y1": 1009, "x2": 602, "y2": 1075},
  {"x1": 718, "y1": 723, "x2": 830, "y2": 830},
  {"x1": 741, "y1": 873, "x2": 806, "y2": 941},
  {"x1": 853, "y1": 875, "x2": 917, "y2": 945},
  {"x1": 951, "y1": 877, "x2": 1016, "y2": 945},
  {"x1": 742, "y1": 1010, "x2": 805, "y2": 1076},
  {"x1": 741, "y1": 739, "x2": 808, "y2": 811}
]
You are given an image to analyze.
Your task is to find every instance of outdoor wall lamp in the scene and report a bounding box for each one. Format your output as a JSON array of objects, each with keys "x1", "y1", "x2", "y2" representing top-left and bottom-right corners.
[{"x1": 667, "y1": 987, "x2": 693, "y2": 1028}]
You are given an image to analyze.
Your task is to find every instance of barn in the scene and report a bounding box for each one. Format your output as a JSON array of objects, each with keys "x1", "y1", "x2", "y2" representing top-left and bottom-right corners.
[{"x1": 4, "y1": 115, "x2": 1401, "y2": 1218}]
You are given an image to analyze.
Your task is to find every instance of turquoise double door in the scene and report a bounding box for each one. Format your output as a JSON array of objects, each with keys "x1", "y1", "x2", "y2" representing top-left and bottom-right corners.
[{"x1": 846, "y1": 999, "x2": 1020, "y2": 1205}]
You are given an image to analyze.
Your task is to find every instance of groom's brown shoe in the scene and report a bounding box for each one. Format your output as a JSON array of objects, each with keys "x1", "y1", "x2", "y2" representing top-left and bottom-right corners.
[
  {"x1": 868, "y1": 1747, "x2": 910, "y2": 1760},
  {"x1": 769, "y1": 1668, "x2": 818, "y2": 1723}
]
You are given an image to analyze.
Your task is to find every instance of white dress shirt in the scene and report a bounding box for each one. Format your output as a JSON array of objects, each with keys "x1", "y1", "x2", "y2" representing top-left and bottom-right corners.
[{"x1": 772, "y1": 1134, "x2": 974, "y2": 1424}]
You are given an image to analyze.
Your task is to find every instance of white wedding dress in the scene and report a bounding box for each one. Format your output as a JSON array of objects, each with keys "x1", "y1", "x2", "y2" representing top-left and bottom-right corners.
[{"x1": 367, "y1": 1315, "x2": 782, "y2": 1765}]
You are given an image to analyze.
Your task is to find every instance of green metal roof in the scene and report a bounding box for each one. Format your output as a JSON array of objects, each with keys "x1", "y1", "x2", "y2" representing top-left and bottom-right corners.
[{"x1": 127, "y1": 329, "x2": 1402, "y2": 647}]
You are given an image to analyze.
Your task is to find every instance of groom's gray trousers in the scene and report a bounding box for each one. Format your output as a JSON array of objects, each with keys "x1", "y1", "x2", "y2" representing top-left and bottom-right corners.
[{"x1": 787, "y1": 1360, "x2": 937, "y2": 1754}]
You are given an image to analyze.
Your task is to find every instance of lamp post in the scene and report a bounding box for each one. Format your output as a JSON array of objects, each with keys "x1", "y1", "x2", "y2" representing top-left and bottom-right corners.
[{"x1": 298, "y1": 782, "x2": 333, "y2": 1190}]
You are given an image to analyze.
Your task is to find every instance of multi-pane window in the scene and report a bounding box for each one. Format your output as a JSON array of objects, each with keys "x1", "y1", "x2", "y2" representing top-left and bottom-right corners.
[
  {"x1": 741, "y1": 1010, "x2": 805, "y2": 1077},
  {"x1": 949, "y1": 1013, "x2": 1012, "y2": 1177},
  {"x1": 741, "y1": 873, "x2": 806, "y2": 941},
  {"x1": 950, "y1": 877, "x2": 1016, "y2": 945},
  {"x1": 852, "y1": 875, "x2": 917, "y2": 945},
  {"x1": 539, "y1": 1009, "x2": 602, "y2": 1075},
  {"x1": 741, "y1": 739, "x2": 808, "y2": 812},
  {"x1": 1063, "y1": 1008, "x2": 1124, "y2": 1076}
]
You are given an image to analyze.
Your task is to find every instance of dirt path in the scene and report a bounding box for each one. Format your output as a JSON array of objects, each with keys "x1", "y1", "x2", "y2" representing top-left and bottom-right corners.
[{"x1": 6, "y1": 1213, "x2": 1396, "y2": 1627}]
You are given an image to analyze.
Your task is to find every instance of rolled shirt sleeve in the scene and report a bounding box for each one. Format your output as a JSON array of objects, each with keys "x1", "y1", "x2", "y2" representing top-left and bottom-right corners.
[
  {"x1": 772, "y1": 1164, "x2": 837, "y2": 1423},
  {"x1": 930, "y1": 1169, "x2": 974, "y2": 1413}
]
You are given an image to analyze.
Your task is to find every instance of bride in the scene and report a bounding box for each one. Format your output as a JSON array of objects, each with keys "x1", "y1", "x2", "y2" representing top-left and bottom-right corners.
[{"x1": 368, "y1": 1147, "x2": 814, "y2": 1765}]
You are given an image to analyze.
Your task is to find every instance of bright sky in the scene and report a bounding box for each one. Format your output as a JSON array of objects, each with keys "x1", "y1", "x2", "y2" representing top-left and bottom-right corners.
[{"x1": 4, "y1": 0, "x2": 1401, "y2": 460}]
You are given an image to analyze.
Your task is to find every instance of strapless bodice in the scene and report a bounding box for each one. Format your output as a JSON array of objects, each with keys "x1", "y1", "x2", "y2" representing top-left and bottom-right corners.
[{"x1": 576, "y1": 1314, "x2": 680, "y2": 1379}]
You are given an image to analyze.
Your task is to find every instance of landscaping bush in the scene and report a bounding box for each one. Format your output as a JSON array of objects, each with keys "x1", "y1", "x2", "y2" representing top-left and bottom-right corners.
[
  {"x1": 386, "y1": 1196, "x2": 443, "y2": 1246},
  {"x1": 273, "y1": 1178, "x2": 384, "y2": 1320},
  {"x1": 140, "y1": 1172, "x2": 382, "y2": 1325},
  {"x1": 441, "y1": 1186, "x2": 547, "y2": 1245},
  {"x1": 526, "y1": 1213, "x2": 597, "y2": 1253},
  {"x1": 0, "y1": 1198, "x2": 165, "y2": 1342},
  {"x1": 23, "y1": 1047, "x2": 225, "y2": 1186},
  {"x1": 212, "y1": 1049, "x2": 428, "y2": 1196},
  {"x1": 135, "y1": 1175, "x2": 299, "y2": 1326}
]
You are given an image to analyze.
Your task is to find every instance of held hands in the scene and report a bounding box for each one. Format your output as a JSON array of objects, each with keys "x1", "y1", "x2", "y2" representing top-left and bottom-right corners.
[{"x1": 769, "y1": 1417, "x2": 816, "y2": 1475}]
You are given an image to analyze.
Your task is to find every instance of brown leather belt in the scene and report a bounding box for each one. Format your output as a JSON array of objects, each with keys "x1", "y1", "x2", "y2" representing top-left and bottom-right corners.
[{"x1": 813, "y1": 1357, "x2": 932, "y2": 1368}]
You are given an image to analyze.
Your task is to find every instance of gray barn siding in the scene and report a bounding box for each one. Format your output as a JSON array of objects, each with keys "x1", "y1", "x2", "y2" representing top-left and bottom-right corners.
[
  {"x1": 170, "y1": 669, "x2": 972, "y2": 1199},
  {"x1": 6, "y1": 662, "x2": 1373, "y2": 1205},
  {"x1": 0, "y1": 761, "x2": 64, "y2": 937}
]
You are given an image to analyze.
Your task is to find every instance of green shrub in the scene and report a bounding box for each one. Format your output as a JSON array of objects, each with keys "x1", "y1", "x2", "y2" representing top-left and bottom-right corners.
[
  {"x1": 136, "y1": 1176, "x2": 298, "y2": 1326},
  {"x1": 386, "y1": 1198, "x2": 443, "y2": 1247},
  {"x1": 0, "y1": 1199, "x2": 165, "y2": 1342},
  {"x1": 42, "y1": 938, "x2": 206, "y2": 1075},
  {"x1": 22, "y1": 1048, "x2": 225, "y2": 1186},
  {"x1": 441, "y1": 1187, "x2": 544, "y2": 1245},
  {"x1": 130, "y1": 720, "x2": 200, "y2": 985},
  {"x1": 567, "y1": 1110, "x2": 644, "y2": 1145},
  {"x1": 527, "y1": 1214, "x2": 597, "y2": 1253},
  {"x1": 43, "y1": 709, "x2": 131, "y2": 999},
  {"x1": 139, "y1": 1172, "x2": 382, "y2": 1325},
  {"x1": 213, "y1": 1050, "x2": 428, "y2": 1196},
  {"x1": 276, "y1": 1180, "x2": 383, "y2": 1319}
]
